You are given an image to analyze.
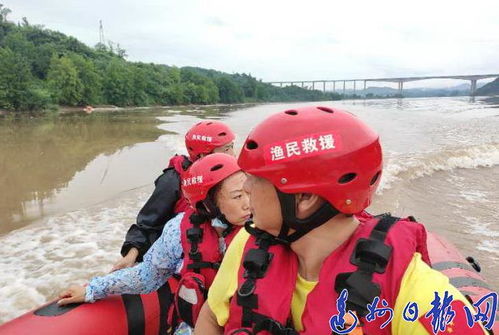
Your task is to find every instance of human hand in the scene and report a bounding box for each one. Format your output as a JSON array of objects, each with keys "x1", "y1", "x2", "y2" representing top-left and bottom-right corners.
[
  {"x1": 110, "y1": 247, "x2": 138, "y2": 272},
  {"x1": 57, "y1": 285, "x2": 86, "y2": 305}
]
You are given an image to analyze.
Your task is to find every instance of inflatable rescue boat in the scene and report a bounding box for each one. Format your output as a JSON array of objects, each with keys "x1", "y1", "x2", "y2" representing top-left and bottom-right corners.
[{"x1": 0, "y1": 234, "x2": 497, "y2": 334}]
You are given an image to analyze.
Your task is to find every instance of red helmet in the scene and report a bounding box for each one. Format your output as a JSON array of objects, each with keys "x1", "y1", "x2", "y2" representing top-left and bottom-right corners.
[
  {"x1": 182, "y1": 153, "x2": 241, "y2": 207},
  {"x1": 238, "y1": 106, "x2": 382, "y2": 214},
  {"x1": 185, "y1": 121, "x2": 235, "y2": 160}
]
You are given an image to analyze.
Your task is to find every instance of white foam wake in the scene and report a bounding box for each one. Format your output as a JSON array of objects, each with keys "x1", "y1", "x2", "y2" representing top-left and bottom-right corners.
[
  {"x1": 379, "y1": 142, "x2": 499, "y2": 192},
  {"x1": 0, "y1": 191, "x2": 149, "y2": 324}
]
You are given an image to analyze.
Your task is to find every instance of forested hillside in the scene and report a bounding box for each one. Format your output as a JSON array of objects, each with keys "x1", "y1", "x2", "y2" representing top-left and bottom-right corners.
[{"x1": 0, "y1": 4, "x2": 340, "y2": 112}]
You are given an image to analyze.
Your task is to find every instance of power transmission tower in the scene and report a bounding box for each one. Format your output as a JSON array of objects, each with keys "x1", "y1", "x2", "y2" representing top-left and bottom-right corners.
[{"x1": 99, "y1": 20, "x2": 105, "y2": 45}]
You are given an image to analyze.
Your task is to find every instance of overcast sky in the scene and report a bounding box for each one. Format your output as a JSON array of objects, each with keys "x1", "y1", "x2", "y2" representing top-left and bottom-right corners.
[{"x1": 4, "y1": 0, "x2": 499, "y2": 88}]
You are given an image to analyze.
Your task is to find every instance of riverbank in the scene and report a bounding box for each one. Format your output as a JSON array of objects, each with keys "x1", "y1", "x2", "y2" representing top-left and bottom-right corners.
[
  {"x1": 0, "y1": 102, "x2": 261, "y2": 117},
  {"x1": 58, "y1": 102, "x2": 261, "y2": 114}
]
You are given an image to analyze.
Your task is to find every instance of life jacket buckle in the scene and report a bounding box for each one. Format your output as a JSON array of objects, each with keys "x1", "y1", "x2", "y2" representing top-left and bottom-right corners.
[
  {"x1": 189, "y1": 246, "x2": 201, "y2": 260},
  {"x1": 243, "y1": 248, "x2": 273, "y2": 278},
  {"x1": 237, "y1": 279, "x2": 256, "y2": 297},
  {"x1": 335, "y1": 272, "x2": 381, "y2": 317},
  {"x1": 187, "y1": 227, "x2": 203, "y2": 242},
  {"x1": 350, "y1": 238, "x2": 392, "y2": 274}
]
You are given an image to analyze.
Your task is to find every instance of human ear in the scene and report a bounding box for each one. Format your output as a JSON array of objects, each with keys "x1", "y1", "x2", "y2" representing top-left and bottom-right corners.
[{"x1": 295, "y1": 193, "x2": 324, "y2": 219}]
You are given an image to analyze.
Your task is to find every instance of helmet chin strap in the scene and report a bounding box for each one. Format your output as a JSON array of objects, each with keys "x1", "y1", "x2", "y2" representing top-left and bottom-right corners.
[
  {"x1": 275, "y1": 188, "x2": 341, "y2": 244},
  {"x1": 201, "y1": 198, "x2": 234, "y2": 237}
]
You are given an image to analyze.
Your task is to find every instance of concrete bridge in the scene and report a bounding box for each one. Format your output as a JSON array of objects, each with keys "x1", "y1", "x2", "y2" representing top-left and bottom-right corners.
[{"x1": 266, "y1": 74, "x2": 499, "y2": 96}]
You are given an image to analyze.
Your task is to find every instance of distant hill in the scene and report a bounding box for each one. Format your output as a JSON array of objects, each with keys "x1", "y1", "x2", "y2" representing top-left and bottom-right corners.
[
  {"x1": 476, "y1": 77, "x2": 499, "y2": 96},
  {"x1": 340, "y1": 83, "x2": 481, "y2": 98}
]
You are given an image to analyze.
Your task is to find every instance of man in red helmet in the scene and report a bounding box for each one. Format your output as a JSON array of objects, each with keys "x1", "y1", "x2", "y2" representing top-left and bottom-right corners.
[
  {"x1": 113, "y1": 120, "x2": 236, "y2": 271},
  {"x1": 195, "y1": 107, "x2": 488, "y2": 334}
]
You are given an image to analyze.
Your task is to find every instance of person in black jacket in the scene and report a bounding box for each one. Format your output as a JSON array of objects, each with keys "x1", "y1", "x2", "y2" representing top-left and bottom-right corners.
[{"x1": 112, "y1": 120, "x2": 236, "y2": 272}]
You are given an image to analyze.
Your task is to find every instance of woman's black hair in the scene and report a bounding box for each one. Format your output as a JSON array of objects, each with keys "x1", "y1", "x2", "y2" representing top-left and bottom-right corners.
[
  {"x1": 195, "y1": 178, "x2": 233, "y2": 230},
  {"x1": 195, "y1": 180, "x2": 224, "y2": 219},
  {"x1": 207, "y1": 181, "x2": 223, "y2": 206}
]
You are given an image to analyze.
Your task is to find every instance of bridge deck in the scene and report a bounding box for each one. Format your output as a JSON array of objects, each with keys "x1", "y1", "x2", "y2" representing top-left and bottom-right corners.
[{"x1": 267, "y1": 74, "x2": 499, "y2": 85}]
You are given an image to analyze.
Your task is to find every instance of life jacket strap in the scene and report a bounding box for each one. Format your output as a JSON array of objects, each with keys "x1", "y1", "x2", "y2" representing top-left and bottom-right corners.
[
  {"x1": 335, "y1": 214, "x2": 400, "y2": 317},
  {"x1": 236, "y1": 223, "x2": 283, "y2": 330},
  {"x1": 186, "y1": 213, "x2": 205, "y2": 274},
  {"x1": 187, "y1": 261, "x2": 220, "y2": 270}
]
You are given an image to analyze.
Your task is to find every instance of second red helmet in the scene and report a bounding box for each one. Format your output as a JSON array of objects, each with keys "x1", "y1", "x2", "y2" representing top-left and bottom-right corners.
[
  {"x1": 185, "y1": 120, "x2": 235, "y2": 161},
  {"x1": 182, "y1": 153, "x2": 241, "y2": 207}
]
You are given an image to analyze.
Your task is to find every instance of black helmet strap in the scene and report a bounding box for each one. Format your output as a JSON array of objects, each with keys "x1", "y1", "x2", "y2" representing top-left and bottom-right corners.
[{"x1": 275, "y1": 188, "x2": 341, "y2": 244}]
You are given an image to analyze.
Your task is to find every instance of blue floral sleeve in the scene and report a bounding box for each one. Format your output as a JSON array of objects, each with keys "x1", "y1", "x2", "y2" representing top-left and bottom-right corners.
[{"x1": 85, "y1": 213, "x2": 185, "y2": 302}]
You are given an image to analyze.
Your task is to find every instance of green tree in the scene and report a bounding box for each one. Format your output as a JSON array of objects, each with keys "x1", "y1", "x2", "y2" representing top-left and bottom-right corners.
[
  {"x1": 0, "y1": 47, "x2": 33, "y2": 110},
  {"x1": 27, "y1": 44, "x2": 53, "y2": 79},
  {"x1": 115, "y1": 43, "x2": 127, "y2": 58},
  {"x1": 4, "y1": 30, "x2": 34, "y2": 52},
  {"x1": 47, "y1": 55, "x2": 83, "y2": 105},
  {"x1": 102, "y1": 59, "x2": 133, "y2": 106},
  {"x1": 0, "y1": 4, "x2": 11, "y2": 23},
  {"x1": 68, "y1": 53, "x2": 102, "y2": 104},
  {"x1": 167, "y1": 66, "x2": 181, "y2": 84},
  {"x1": 130, "y1": 65, "x2": 150, "y2": 106},
  {"x1": 256, "y1": 82, "x2": 270, "y2": 100},
  {"x1": 233, "y1": 73, "x2": 257, "y2": 98},
  {"x1": 216, "y1": 77, "x2": 244, "y2": 103},
  {"x1": 164, "y1": 83, "x2": 188, "y2": 105},
  {"x1": 204, "y1": 81, "x2": 219, "y2": 104},
  {"x1": 182, "y1": 82, "x2": 197, "y2": 104},
  {"x1": 139, "y1": 64, "x2": 173, "y2": 104},
  {"x1": 181, "y1": 68, "x2": 207, "y2": 85},
  {"x1": 24, "y1": 86, "x2": 52, "y2": 111}
]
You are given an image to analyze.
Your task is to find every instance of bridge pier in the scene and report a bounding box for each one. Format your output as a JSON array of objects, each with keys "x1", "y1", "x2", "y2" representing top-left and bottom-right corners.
[
  {"x1": 353, "y1": 81, "x2": 356, "y2": 96},
  {"x1": 301, "y1": 82, "x2": 304, "y2": 88},
  {"x1": 333, "y1": 81, "x2": 336, "y2": 92},
  {"x1": 397, "y1": 81, "x2": 404, "y2": 97},
  {"x1": 323, "y1": 81, "x2": 326, "y2": 92},
  {"x1": 280, "y1": 82, "x2": 283, "y2": 87},
  {"x1": 470, "y1": 79, "x2": 477, "y2": 96},
  {"x1": 312, "y1": 81, "x2": 315, "y2": 90},
  {"x1": 343, "y1": 81, "x2": 346, "y2": 96}
]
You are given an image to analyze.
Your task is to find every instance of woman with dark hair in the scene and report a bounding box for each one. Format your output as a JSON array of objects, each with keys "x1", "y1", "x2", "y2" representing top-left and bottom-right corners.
[{"x1": 59, "y1": 153, "x2": 250, "y2": 334}]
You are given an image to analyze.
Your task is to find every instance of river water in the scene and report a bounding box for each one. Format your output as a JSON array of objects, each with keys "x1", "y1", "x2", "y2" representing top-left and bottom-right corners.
[{"x1": 0, "y1": 97, "x2": 498, "y2": 323}]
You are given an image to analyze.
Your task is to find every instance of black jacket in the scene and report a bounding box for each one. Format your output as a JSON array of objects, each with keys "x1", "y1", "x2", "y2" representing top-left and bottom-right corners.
[{"x1": 121, "y1": 157, "x2": 191, "y2": 261}]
